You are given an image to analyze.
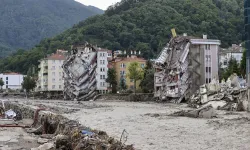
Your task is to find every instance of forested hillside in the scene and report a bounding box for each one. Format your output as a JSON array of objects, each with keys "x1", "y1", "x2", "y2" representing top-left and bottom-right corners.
[
  {"x1": 0, "y1": 0, "x2": 244, "y2": 74},
  {"x1": 0, "y1": 0, "x2": 103, "y2": 57}
]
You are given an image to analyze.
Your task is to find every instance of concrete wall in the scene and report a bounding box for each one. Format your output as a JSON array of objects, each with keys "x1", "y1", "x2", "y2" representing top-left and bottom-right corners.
[
  {"x1": 47, "y1": 59, "x2": 64, "y2": 91},
  {"x1": 96, "y1": 51, "x2": 108, "y2": 92},
  {"x1": 0, "y1": 74, "x2": 24, "y2": 89}
]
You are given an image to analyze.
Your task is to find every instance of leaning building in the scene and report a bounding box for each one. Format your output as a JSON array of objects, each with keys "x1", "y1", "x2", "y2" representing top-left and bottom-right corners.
[{"x1": 154, "y1": 34, "x2": 220, "y2": 102}]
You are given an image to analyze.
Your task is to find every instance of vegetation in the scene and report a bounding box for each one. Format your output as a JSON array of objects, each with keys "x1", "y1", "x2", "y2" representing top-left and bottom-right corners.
[
  {"x1": 240, "y1": 49, "x2": 246, "y2": 77},
  {"x1": 221, "y1": 58, "x2": 240, "y2": 80},
  {"x1": 119, "y1": 76, "x2": 127, "y2": 91},
  {"x1": 140, "y1": 61, "x2": 154, "y2": 93},
  {"x1": 22, "y1": 76, "x2": 36, "y2": 94},
  {"x1": 0, "y1": 79, "x2": 4, "y2": 90},
  {"x1": 106, "y1": 68, "x2": 118, "y2": 93},
  {"x1": 127, "y1": 62, "x2": 144, "y2": 93},
  {"x1": 0, "y1": 0, "x2": 244, "y2": 73},
  {"x1": 0, "y1": 0, "x2": 103, "y2": 58}
]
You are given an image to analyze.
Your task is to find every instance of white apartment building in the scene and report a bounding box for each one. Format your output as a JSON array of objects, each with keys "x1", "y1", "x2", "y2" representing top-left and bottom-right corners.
[
  {"x1": 96, "y1": 48, "x2": 112, "y2": 94},
  {"x1": 36, "y1": 50, "x2": 66, "y2": 92},
  {"x1": 0, "y1": 73, "x2": 24, "y2": 90},
  {"x1": 219, "y1": 44, "x2": 243, "y2": 69}
]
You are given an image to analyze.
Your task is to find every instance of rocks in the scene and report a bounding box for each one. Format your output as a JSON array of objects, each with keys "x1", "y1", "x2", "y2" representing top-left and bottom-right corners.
[
  {"x1": 31, "y1": 143, "x2": 54, "y2": 150},
  {"x1": 37, "y1": 138, "x2": 49, "y2": 144},
  {"x1": 189, "y1": 75, "x2": 248, "y2": 112}
]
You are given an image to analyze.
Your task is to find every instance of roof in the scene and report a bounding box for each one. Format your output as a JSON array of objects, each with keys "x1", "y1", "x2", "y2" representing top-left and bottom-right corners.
[
  {"x1": 3, "y1": 72, "x2": 22, "y2": 75},
  {"x1": 47, "y1": 53, "x2": 66, "y2": 60},
  {"x1": 115, "y1": 56, "x2": 147, "y2": 63}
]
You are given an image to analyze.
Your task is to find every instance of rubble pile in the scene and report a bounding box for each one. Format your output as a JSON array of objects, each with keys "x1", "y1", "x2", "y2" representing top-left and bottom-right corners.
[
  {"x1": 189, "y1": 74, "x2": 248, "y2": 111},
  {"x1": 62, "y1": 43, "x2": 98, "y2": 101}
]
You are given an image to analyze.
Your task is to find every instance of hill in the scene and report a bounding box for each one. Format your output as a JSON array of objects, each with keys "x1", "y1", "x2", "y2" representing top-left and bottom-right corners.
[
  {"x1": 0, "y1": 0, "x2": 103, "y2": 57},
  {"x1": 0, "y1": 0, "x2": 244, "y2": 73}
]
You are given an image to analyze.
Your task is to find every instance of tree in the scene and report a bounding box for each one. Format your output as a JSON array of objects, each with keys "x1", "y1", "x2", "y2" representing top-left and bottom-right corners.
[
  {"x1": 240, "y1": 49, "x2": 246, "y2": 77},
  {"x1": 140, "y1": 61, "x2": 154, "y2": 93},
  {"x1": 22, "y1": 76, "x2": 36, "y2": 94},
  {"x1": 119, "y1": 76, "x2": 127, "y2": 91},
  {"x1": 222, "y1": 58, "x2": 240, "y2": 80},
  {"x1": 106, "y1": 68, "x2": 117, "y2": 93},
  {"x1": 127, "y1": 62, "x2": 143, "y2": 93},
  {"x1": 0, "y1": 78, "x2": 4, "y2": 90}
]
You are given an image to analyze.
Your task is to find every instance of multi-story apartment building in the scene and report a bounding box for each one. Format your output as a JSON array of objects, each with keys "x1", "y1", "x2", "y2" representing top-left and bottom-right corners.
[
  {"x1": 114, "y1": 55, "x2": 146, "y2": 91},
  {"x1": 219, "y1": 44, "x2": 243, "y2": 69},
  {"x1": 0, "y1": 72, "x2": 24, "y2": 90},
  {"x1": 96, "y1": 48, "x2": 112, "y2": 94},
  {"x1": 36, "y1": 50, "x2": 67, "y2": 92},
  {"x1": 154, "y1": 34, "x2": 221, "y2": 101}
]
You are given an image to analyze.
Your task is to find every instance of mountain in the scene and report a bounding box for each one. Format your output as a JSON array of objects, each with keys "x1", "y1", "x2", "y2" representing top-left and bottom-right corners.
[
  {"x1": 0, "y1": 0, "x2": 244, "y2": 74},
  {"x1": 87, "y1": 5, "x2": 105, "y2": 14},
  {"x1": 0, "y1": 0, "x2": 103, "y2": 57}
]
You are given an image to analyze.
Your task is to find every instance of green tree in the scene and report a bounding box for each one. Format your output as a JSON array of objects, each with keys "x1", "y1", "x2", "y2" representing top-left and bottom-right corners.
[
  {"x1": 22, "y1": 76, "x2": 36, "y2": 94},
  {"x1": 222, "y1": 58, "x2": 240, "y2": 80},
  {"x1": 127, "y1": 62, "x2": 143, "y2": 93},
  {"x1": 106, "y1": 68, "x2": 117, "y2": 93},
  {"x1": 120, "y1": 76, "x2": 127, "y2": 91},
  {"x1": 140, "y1": 61, "x2": 154, "y2": 93},
  {"x1": 0, "y1": 78, "x2": 4, "y2": 90}
]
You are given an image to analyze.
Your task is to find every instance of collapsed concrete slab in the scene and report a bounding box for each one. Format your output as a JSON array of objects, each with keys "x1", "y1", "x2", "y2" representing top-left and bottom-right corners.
[{"x1": 62, "y1": 43, "x2": 98, "y2": 101}]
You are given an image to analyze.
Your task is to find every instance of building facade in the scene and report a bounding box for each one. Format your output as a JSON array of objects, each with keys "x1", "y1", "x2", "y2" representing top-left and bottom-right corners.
[
  {"x1": 0, "y1": 73, "x2": 24, "y2": 90},
  {"x1": 154, "y1": 35, "x2": 220, "y2": 101},
  {"x1": 36, "y1": 50, "x2": 66, "y2": 92},
  {"x1": 114, "y1": 55, "x2": 146, "y2": 91},
  {"x1": 96, "y1": 49, "x2": 112, "y2": 94},
  {"x1": 219, "y1": 44, "x2": 243, "y2": 69}
]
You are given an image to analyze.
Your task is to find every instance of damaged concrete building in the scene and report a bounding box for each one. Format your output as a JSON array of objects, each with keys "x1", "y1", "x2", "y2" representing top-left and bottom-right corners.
[
  {"x1": 62, "y1": 43, "x2": 112, "y2": 101},
  {"x1": 154, "y1": 35, "x2": 221, "y2": 102}
]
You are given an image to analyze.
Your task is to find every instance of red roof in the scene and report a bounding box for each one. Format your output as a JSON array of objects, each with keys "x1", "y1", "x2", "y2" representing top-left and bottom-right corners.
[
  {"x1": 3, "y1": 72, "x2": 21, "y2": 75},
  {"x1": 47, "y1": 53, "x2": 66, "y2": 60}
]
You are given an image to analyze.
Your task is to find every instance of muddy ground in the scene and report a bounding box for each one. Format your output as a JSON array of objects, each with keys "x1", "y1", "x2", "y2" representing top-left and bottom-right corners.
[{"x1": 3, "y1": 99, "x2": 250, "y2": 150}]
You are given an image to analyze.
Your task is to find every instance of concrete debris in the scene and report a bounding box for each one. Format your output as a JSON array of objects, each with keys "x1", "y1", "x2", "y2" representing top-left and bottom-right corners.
[
  {"x1": 189, "y1": 74, "x2": 248, "y2": 111},
  {"x1": 31, "y1": 143, "x2": 54, "y2": 150},
  {"x1": 37, "y1": 138, "x2": 49, "y2": 144},
  {"x1": 154, "y1": 36, "x2": 191, "y2": 102},
  {"x1": 5, "y1": 109, "x2": 16, "y2": 119},
  {"x1": 62, "y1": 43, "x2": 98, "y2": 101}
]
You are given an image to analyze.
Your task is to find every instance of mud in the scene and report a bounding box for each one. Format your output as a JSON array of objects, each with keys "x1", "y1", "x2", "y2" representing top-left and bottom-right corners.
[{"x1": 3, "y1": 99, "x2": 250, "y2": 150}]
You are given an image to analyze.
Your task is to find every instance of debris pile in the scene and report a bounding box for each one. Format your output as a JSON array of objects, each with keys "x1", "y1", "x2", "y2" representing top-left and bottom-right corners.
[
  {"x1": 62, "y1": 43, "x2": 98, "y2": 101},
  {"x1": 189, "y1": 74, "x2": 248, "y2": 111}
]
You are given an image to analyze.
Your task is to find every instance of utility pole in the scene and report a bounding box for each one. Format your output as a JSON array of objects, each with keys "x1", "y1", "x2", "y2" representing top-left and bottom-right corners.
[{"x1": 245, "y1": 0, "x2": 250, "y2": 111}]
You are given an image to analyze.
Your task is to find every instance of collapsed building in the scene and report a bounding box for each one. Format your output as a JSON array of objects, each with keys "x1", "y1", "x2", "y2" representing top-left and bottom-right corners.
[
  {"x1": 62, "y1": 43, "x2": 98, "y2": 101},
  {"x1": 154, "y1": 35, "x2": 221, "y2": 102}
]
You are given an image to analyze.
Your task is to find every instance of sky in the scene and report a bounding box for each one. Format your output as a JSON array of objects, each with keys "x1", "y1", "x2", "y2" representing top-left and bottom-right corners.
[{"x1": 75, "y1": 0, "x2": 121, "y2": 10}]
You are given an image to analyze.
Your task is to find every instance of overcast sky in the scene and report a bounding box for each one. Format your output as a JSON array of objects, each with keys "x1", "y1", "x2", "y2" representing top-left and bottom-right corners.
[{"x1": 75, "y1": 0, "x2": 121, "y2": 10}]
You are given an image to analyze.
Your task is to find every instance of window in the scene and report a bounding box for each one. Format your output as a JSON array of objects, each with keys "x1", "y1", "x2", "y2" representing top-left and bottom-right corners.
[
  {"x1": 59, "y1": 72, "x2": 62, "y2": 76},
  {"x1": 100, "y1": 82, "x2": 105, "y2": 87},
  {"x1": 120, "y1": 71, "x2": 125, "y2": 75},
  {"x1": 100, "y1": 60, "x2": 105, "y2": 65},
  {"x1": 130, "y1": 79, "x2": 134, "y2": 82},
  {"x1": 205, "y1": 44, "x2": 210, "y2": 50},
  {"x1": 120, "y1": 63, "x2": 126, "y2": 68},
  {"x1": 52, "y1": 72, "x2": 55, "y2": 76},
  {"x1": 53, "y1": 60, "x2": 55, "y2": 63},
  {"x1": 6, "y1": 77, "x2": 8, "y2": 80},
  {"x1": 141, "y1": 64, "x2": 145, "y2": 68},
  {"x1": 52, "y1": 66, "x2": 55, "y2": 70},
  {"x1": 206, "y1": 67, "x2": 211, "y2": 73},
  {"x1": 108, "y1": 53, "x2": 112, "y2": 57},
  {"x1": 59, "y1": 78, "x2": 62, "y2": 81},
  {"x1": 59, "y1": 85, "x2": 62, "y2": 89},
  {"x1": 52, "y1": 78, "x2": 55, "y2": 82},
  {"x1": 100, "y1": 75, "x2": 106, "y2": 79},
  {"x1": 52, "y1": 85, "x2": 55, "y2": 89},
  {"x1": 206, "y1": 55, "x2": 211, "y2": 62},
  {"x1": 6, "y1": 81, "x2": 8, "y2": 85},
  {"x1": 100, "y1": 68, "x2": 105, "y2": 72}
]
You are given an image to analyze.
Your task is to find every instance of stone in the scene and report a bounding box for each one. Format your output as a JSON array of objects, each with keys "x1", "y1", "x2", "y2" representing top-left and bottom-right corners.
[
  {"x1": 31, "y1": 143, "x2": 54, "y2": 150},
  {"x1": 198, "y1": 106, "x2": 216, "y2": 119},
  {"x1": 37, "y1": 138, "x2": 49, "y2": 144}
]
